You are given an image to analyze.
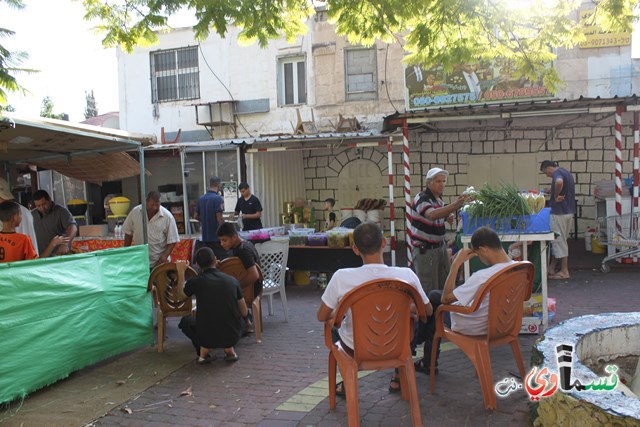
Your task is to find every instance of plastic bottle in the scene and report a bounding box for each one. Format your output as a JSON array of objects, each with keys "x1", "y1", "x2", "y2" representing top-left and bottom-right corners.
[{"x1": 318, "y1": 272, "x2": 327, "y2": 289}]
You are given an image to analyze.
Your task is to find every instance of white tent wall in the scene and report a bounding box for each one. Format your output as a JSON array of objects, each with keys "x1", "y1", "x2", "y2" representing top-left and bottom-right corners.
[{"x1": 246, "y1": 150, "x2": 306, "y2": 228}]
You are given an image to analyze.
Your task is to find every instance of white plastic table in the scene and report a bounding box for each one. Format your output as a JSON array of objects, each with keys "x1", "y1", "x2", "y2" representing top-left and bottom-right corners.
[{"x1": 460, "y1": 232, "x2": 555, "y2": 331}]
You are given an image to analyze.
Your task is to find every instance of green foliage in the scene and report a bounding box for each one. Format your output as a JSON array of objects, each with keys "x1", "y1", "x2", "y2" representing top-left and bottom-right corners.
[
  {"x1": 40, "y1": 96, "x2": 66, "y2": 120},
  {"x1": 84, "y1": 89, "x2": 98, "y2": 119},
  {"x1": 77, "y1": 0, "x2": 639, "y2": 93},
  {"x1": 0, "y1": 0, "x2": 38, "y2": 107}
]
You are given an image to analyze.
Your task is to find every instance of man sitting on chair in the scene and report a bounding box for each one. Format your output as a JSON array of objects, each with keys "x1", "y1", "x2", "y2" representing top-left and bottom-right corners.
[
  {"x1": 317, "y1": 222, "x2": 432, "y2": 394},
  {"x1": 217, "y1": 222, "x2": 262, "y2": 335},
  {"x1": 413, "y1": 226, "x2": 515, "y2": 374}
]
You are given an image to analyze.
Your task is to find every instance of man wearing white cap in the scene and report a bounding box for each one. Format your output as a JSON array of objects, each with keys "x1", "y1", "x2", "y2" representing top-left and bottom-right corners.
[
  {"x1": 0, "y1": 178, "x2": 39, "y2": 255},
  {"x1": 408, "y1": 167, "x2": 468, "y2": 293}
]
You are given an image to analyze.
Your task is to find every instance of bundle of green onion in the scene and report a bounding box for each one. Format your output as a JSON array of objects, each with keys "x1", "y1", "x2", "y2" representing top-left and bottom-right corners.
[{"x1": 462, "y1": 182, "x2": 533, "y2": 219}]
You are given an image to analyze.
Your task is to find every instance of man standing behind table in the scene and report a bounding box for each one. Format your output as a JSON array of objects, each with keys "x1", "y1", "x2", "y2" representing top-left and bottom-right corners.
[
  {"x1": 234, "y1": 182, "x2": 263, "y2": 231},
  {"x1": 317, "y1": 222, "x2": 432, "y2": 394},
  {"x1": 123, "y1": 191, "x2": 180, "y2": 269},
  {"x1": 408, "y1": 167, "x2": 469, "y2": 294},
  {"x1": 540, "y1": 160, "x2": 575, "y2": 280},
  {"x1": 0, "y1": 178, "x2": 38, "y2": 254},
  {"x1": 414, "y1": 227, "x2": 516, "y2": 374},
  {"x1": 195, "y1": 177, "x2": 227, "y2": 260},
  {"x1": 31, "y1": 190, "x2": 77, "y2": 256}
]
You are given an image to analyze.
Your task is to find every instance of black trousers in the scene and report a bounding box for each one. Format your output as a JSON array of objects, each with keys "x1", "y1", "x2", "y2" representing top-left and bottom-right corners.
[
  {"x1": 411, "y1": 290, "x2": 451, "y2": 366},
  {"x1": 179, "y1": 315, "x2": 249, "y2": 356}
]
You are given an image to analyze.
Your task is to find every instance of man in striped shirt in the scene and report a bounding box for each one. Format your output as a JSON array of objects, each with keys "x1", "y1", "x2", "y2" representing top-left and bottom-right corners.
[{"x1": 408, "y1": 167, "x2": 468, "y2": 294}]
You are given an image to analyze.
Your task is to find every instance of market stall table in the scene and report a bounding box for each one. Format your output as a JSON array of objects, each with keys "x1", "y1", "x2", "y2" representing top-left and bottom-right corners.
[
  {"x1": 287, "y1": 245, "x2": 363, "y2": 271},
  {"x1": 73, "y1": 236, "x2": 196, "y2": 263},
  {"x1": 460, "y1": 232, "x2": 555, "y2": 331}
]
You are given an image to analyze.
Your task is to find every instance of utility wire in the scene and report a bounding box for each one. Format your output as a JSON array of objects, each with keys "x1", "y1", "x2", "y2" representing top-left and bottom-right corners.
[{"x1": 198, "y1": 43, "x2": 253, "y2": 138}]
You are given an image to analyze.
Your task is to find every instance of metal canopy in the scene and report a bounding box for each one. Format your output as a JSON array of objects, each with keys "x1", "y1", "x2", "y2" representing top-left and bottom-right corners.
[{"x1": 0, "y1": 116, "x2": 156, "y2": 183}]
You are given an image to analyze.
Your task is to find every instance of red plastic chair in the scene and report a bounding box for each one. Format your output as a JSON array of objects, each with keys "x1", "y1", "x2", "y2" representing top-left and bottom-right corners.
[
  {"x1": 323, "y1": 279, "x2": 427, "y2": 427},
  {"x1": 429, "y1": 261, "x2": 535, "y2": 409}
]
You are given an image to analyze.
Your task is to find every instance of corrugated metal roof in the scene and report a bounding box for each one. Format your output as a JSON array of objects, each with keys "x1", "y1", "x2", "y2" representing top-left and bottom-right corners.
[{"x1": 144, "y1": 130, "x2": 400, "y2": 152}]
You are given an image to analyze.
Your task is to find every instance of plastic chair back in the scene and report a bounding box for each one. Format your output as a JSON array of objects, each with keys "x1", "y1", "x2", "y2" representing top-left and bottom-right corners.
[{"x1": 255, "y1": 240, "x2": 290, "y2": 321}]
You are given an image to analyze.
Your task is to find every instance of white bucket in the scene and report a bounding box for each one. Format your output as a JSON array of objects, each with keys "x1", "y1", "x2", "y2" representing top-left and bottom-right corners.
[
  {"x1": 353, "y1": 209, "x2": 367, "y2": 223},
  {"x1": 340, "y1": 208, "x2": 354, "y2": 219},
  {"x1": 366, "y1": 209, "x2": 381, "y2": 224}
]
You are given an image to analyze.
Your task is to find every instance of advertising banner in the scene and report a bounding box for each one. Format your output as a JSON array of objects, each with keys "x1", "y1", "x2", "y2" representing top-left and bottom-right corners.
[{"x1": 405, "y1": 60, "x2": 554, "y2": 111}]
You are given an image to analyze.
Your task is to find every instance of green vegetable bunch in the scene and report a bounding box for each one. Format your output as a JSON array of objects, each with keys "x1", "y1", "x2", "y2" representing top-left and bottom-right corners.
[{"x1": 462, "y1": 182, "x2": 533, "y2": 219}]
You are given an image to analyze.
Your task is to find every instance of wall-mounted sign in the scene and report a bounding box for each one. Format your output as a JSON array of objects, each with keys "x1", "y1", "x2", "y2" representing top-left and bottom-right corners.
[
  {"x1": 404, "y1": 59, "x2": 553, "y2": 111},
  {"x1": 579, "y1": 9, "x2": 631, "y2": 49}
]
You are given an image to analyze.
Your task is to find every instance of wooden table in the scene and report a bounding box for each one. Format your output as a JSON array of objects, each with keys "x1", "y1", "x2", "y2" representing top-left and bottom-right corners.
[
  {"x1": 461, "y1": 232, "x2": 555, "y2": 330},
  {"x1": 287, "y1": 245, "x2": 363, "y2": 271},
  {"x1": 72, "y1": 236, "x2": 196, "y2": 263}
]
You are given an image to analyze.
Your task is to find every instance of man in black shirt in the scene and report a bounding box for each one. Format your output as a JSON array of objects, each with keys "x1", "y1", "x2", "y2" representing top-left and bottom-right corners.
[
  {"x1": 234, "y1": 183, "x2": 263, "y2": 231},
  {"x1": 217, "y1": 223, "x2": 263, "y2": 334},
  {"x1": 177, "y1": 247, "x2": 247, "y2": 363}
]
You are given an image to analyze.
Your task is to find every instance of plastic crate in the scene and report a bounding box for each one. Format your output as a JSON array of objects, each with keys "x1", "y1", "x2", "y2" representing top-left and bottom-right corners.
[{"x1": 461, "y1": 208, "x2": 551, "y2": 235}]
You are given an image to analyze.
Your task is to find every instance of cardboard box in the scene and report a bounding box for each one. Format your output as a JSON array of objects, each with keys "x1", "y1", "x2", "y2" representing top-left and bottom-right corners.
[
  {"x1": 520, "y1": 316, "x2": 542, "y2": 334},
  {"x1": 79, "y1": 224, "x2": 109, "y2": 237}
]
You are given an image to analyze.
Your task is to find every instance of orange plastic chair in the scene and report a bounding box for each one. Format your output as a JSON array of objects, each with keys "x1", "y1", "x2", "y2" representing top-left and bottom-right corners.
[
  {"x1": 323, "y1": 279, "x2": 427, "y2": 427},
  {"x1": 218, "y1": 256, "x2": 263, "y2": 343},
  {"x1": 429, "y1": 261, "x2": 535, "y2": 409},
  {"x1": 148, "y1": 262, "x2": 198, "y2": 352}
]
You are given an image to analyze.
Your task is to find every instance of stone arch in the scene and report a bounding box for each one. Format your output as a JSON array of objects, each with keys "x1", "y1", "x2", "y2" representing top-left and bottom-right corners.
[{"x1": 337, "y1": 158, "x2": 385, "y2": 209}]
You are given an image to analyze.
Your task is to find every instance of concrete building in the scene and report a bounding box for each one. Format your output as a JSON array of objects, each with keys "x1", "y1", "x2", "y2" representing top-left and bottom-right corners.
[{"x1": 116, "y1": 5, "x2": 640, "y2": 249}]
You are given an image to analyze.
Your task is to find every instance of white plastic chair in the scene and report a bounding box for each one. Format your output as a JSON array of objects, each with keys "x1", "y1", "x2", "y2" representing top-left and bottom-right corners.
[{"x1": 255, "y1": 240, "x2": 290, "y2": 321}]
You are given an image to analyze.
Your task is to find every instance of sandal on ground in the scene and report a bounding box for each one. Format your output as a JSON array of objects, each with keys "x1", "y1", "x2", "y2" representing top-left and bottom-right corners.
[
  {"x1": 335, "y1": 381, "x2": 346, "y2": 397},
  {"x1": 224, "y1": 352, "x2": 239, "y2": 362},
  {"x1": 197, "y1": 353, "x2": 217, "y2": 364},
  {"x1": 388, "y1": 377, "x2": 401, "y2": 393},
  {"x1": 414, "y1": 359, "x2": 438, "y2": 375}
]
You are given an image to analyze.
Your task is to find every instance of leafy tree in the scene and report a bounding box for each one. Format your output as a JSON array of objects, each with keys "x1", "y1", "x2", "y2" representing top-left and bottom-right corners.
[
  {"x1": 0, "y1": 0, "x2": 36, "y2": 108},
  {"x1": 84, "y1": 89, "x2": 98, "y2": 118},
  {"x1": 40, "y1": 96, "x2": 65, "y2": 120},
  {"x1": 80, "y1": 0, "x2": 638, "y2": 91}
]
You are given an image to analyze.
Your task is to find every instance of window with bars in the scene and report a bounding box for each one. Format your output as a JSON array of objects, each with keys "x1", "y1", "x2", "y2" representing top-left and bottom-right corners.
[
  {"x1": 277, "y1": 56, "x2": 306, "y2": 106},
  {"x1": 344, "y1": 48, "x2": 378, "y2": 101},
  {"x1": 150, "y1": 46, "x2": 200, "y2": 103}
]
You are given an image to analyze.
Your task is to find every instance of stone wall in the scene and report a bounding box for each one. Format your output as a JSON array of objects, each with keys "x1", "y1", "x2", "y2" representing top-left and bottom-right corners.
[
  {"x1": 301, "y1": 112, "x2": 639, "y2": 246},
  {"x1": 534, "y1": 392, "x2": 640, "y2": 427}
]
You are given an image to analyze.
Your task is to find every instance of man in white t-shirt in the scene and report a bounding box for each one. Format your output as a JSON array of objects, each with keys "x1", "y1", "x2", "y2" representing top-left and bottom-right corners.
[
  {"x1": 317, "y1": 222, "x2": 432, "y2": 394},
  {"x1": 123, "y1": 191, "x2": 180, "y2": 269},
  {"x1": 413, "y1": 226, "x2": 515, "y2": 374}
]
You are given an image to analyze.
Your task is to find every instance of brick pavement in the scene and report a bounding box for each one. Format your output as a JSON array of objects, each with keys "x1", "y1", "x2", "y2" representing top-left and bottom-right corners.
[{"x1": 92, "y1": 243, "x2": 639, "y2": 426}]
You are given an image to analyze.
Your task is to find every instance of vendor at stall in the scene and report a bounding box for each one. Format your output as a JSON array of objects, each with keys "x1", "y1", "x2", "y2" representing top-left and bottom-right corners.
[
  {"x1": 234, "y1": 182, "x2": 263, "y2": 231},
  {"x1": 123, "y1": 191, "x2": 180, "y2": 269},
  {"x1": 32, "y1": 190, "x2": 77, "y2": 256}
]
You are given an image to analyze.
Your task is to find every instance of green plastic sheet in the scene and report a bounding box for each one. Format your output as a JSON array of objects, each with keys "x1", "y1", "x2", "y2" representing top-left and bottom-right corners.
[{"x1": 0, "y1": 245, "x2": 153, "y2": 404}]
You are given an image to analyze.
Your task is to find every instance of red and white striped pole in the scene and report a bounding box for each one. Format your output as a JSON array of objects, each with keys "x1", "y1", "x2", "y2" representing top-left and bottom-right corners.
[
  {"x1": 402, "y1": 122, "x2": 412, "y2": 267},
  {"x1": 615, "y1": 106, "x2": 624, "y2": 238},
  {"x1": 633, "y1": 112, "x2": 639, "y2": 262},
  {"x1": 388, "y1": 136, "x2": 396, "y2": 266}
]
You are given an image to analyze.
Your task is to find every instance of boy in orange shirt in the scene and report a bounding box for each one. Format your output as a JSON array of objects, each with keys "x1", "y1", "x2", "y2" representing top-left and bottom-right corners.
[{"x1": 0, "y1": 201, "x2": 68, "y2": 262}]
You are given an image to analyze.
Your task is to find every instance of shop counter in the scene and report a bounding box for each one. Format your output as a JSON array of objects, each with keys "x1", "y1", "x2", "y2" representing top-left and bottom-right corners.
[
  {"x1": 287, "y1": 245, "x2": 363, "y2": 271},
  {"x1": 73, "y1": 235, "x2": 197, "y2": 263}
]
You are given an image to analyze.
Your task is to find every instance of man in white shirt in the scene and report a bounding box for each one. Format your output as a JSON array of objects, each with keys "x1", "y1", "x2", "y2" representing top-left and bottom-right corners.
[
  {"x1": 123, "y1": 191, "x2": 180, "y2": 269},
  {"x1": 317, "y1": 222, "x2": 432, "y2": 394},
  {"x1": 414, "y1": 226, "x2": 515, "y2": 374},
  {"x1": 0, "y1": 178, "x2": 38, "y2": 254}
]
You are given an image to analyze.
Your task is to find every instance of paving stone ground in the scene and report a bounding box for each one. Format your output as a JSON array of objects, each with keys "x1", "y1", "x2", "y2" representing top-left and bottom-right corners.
[
  {"x1": 92, "y1": 241, "x2": 640, "y2": 427},
  {"x1": 4, "y1": 240, "x2": 637, "y2": 427}
]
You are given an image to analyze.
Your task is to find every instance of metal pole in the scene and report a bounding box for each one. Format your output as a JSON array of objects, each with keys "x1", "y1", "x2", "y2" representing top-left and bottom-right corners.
[
  {"x1": 138, "y1": 144, "x2": 148, "y2": 244},
  {"x1": 387, "y1": 136, "x2": 396, "y2": 266},
  {"x1": 402, "y1": 122, "x2": 412, "y2": 267},
  {"x1": 180, "y1": 147, "x2": 190, "y2": 235},
  {"x1": 614, "y1": 106, "x2": 623, "y2": 262}
]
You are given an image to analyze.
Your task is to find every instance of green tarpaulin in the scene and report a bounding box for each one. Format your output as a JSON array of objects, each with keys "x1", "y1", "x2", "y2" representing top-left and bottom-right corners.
[{"x1": 0, "y1": 245, "x2": 153, "y2": 404}]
